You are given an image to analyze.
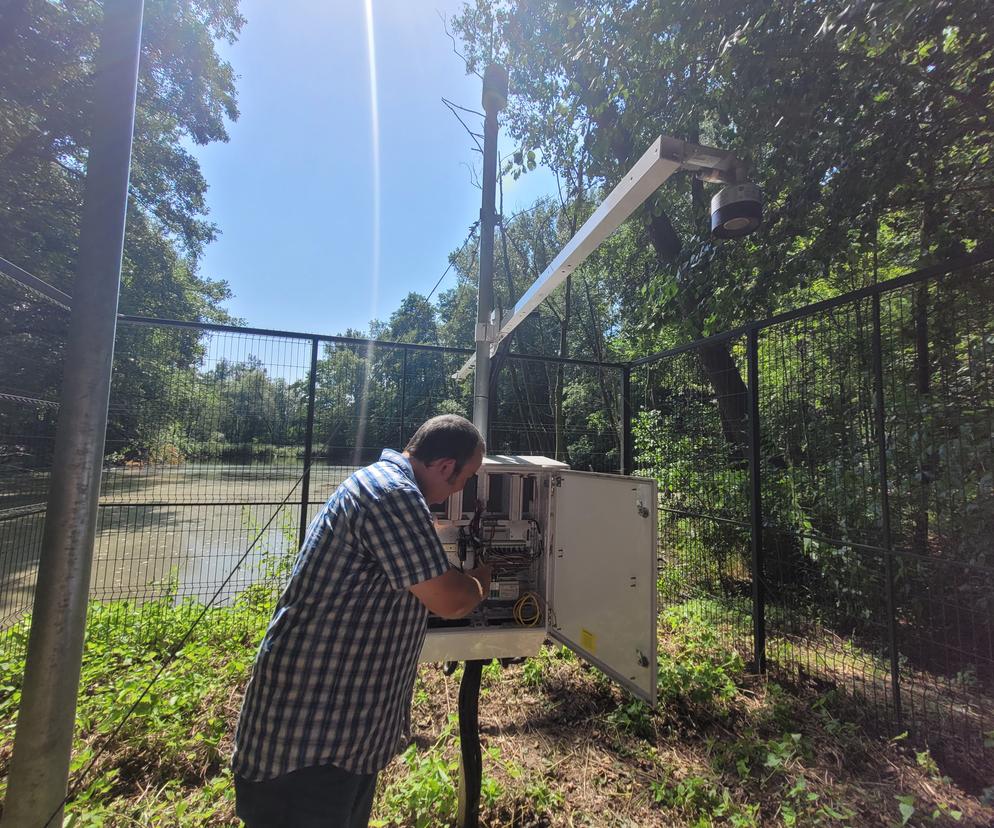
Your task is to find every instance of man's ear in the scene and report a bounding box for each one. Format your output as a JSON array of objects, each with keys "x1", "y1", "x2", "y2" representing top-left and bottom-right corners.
[{"x1": 432, "y1": 457, "x2": 457, "y2": 480}]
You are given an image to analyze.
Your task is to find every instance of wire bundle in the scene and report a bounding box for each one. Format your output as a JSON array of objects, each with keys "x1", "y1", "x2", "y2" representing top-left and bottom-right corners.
[{"x1": 512, "y1": 592, "x2": 542, "y2": 627}]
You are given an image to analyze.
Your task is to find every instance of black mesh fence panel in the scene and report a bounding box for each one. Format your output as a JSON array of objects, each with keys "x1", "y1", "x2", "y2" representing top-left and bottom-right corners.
[
  {"x1": 757, "y1": 296, "x2": 899, "y2": 725},
  {"x1": 633, "y1": 257, "x2": 994, "y2": 771},
  {"x1": 2, "y1": 253, "x2": 991, "y2": 785},
  {"x1": 880, "y1": 272, "x2": 994, "y2": 759},
  {"x1": 631, "y1": 335, "x2": 754, "y2": 660}
]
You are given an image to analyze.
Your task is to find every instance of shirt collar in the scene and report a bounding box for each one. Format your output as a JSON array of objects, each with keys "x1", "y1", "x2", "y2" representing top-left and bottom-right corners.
[{"x1": 379, "y1": 448, "x2": 417, "y2": 483}]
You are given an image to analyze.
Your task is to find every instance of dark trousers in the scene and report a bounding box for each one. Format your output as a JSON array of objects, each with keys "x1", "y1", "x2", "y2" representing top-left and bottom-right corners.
[{"x1": 234, "y1": 763, "x2": 378, "y2": 828}]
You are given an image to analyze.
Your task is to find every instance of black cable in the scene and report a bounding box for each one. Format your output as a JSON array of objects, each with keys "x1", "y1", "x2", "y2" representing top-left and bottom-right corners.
[{"x1": 43, "y1": 466, "x2": 311, "y2": 827}]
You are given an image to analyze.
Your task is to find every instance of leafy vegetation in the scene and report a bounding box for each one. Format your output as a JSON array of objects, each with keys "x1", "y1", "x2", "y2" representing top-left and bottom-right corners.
[
  {"x1": 0, "y1": 0, "x2": 243, "y2": 467},
  {"x1": 2, "y1": 594, "x2": 990, "y2": 825},
  {"x1": 2, "y1": 0, "x2": 993, "y2": 824}
]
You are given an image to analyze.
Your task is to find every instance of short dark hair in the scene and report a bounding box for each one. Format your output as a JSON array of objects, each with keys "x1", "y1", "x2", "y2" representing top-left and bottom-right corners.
[{"x1": 405, "y1": 415, "x2": 484, "y2": 473}]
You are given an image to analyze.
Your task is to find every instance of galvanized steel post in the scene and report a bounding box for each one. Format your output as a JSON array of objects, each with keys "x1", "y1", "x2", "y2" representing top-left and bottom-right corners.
[
  {"x1": 471, "y1": 65, "x2": 507, "y2": 443},
  {"x1": 2, "y1": 1, "x2": 145, "y2": 824}
]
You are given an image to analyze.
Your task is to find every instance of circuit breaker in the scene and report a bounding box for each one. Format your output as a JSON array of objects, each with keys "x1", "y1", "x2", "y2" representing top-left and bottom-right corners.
[{"x1": 421, "y1": 455, "x2": 658, "y2": 705}]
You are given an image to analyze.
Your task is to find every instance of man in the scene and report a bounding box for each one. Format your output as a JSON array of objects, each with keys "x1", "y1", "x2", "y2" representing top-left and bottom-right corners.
[{"x1": 232, "y1": 414, "x2": 491, "y2": 827}]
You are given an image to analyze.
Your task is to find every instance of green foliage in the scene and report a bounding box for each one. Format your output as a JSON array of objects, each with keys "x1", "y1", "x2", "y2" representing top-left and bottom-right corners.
[
  {"x1": 650, "y1": 771, "x2": 762, "y2": 826},
  {"x1": 657, "y1": 603, "x2": 747, "y2": 711},
  {"x1": 606, "y1": 699, "x2": 655, "y2": 741},
  {"x1": 481, "y1": 659, "x2": 503, "y2": 685},
  {"x1": 0, "y1": 593, "x2": 270, "y2": 822},
  {"x1": 372, "y1": 716, "x2": 510, "y2": 827},
  {"x1": 518, "y1": 644, "x2": 571, "y2": 689},
  {"x1": 375, "y1": 720, "x2": 459, "y2": 828},
  {"x1": 0, "y1": 594, "x2": 980, "y2": 826},
  {"x1": 454, "y1": 0, "x2": 993, "y2": 344},
  {"x1": 522, "y1": 777, "x2": 563, "y2": 812},
  {"x1": 1, "y1": 0, "x2": 242, "y2": 466}
]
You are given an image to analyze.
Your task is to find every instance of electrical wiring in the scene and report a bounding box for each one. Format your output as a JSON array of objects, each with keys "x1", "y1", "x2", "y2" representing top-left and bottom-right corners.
[{"x1": 512, "y1": 592, "x2": 542, "y2": 627}]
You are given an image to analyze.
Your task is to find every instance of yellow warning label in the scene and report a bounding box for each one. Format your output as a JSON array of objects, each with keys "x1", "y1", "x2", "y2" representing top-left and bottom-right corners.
[{"x1": 580, "y1": 628, "x2": 596, "y2": 654}]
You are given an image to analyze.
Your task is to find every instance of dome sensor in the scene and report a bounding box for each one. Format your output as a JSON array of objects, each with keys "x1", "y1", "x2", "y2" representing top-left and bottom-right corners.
[{"x1": 710, "y1": 182, "x2": 763, "y2": 239}]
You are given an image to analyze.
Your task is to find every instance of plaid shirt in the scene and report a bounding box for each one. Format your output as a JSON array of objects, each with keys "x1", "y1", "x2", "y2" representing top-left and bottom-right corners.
[{"x1": 232, "y1": 449, "x2": 451, "y2": 780}]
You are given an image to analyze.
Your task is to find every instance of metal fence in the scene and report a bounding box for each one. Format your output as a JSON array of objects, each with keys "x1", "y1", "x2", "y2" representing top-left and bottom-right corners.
[
  {"x1": 2, "y1": 250, "x2": 992, "y2": 782},
  {"x1": 631, "y1": 252, "x2": 994, "y2": 772},
  {"x1": 0, "y1": 271, "x2": 624, "y2": 666}
]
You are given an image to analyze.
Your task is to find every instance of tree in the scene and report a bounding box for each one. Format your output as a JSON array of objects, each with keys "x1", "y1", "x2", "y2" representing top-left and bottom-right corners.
[
  {"x1": 0, "y1": 0, "x2": 245, "y2": 462},
  {"x1": 452, "y1": 0, "x2": 994, "y2": 454},
  {"x1": 439, "y1": 197, "x2": 623, "y2": 465}
]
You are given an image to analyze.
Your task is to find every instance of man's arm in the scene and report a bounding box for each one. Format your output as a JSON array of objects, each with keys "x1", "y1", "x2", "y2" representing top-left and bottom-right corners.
[{"x1": 409, "y1": 564, "x2": 492, "y2": 619}]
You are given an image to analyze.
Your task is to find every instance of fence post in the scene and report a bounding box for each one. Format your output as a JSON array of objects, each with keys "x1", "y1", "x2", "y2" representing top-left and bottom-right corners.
[
  {"x1": 399, "y1": 347, "x2": 408, "y2": 448},
  {"x1": 746, "y1": 327, "x2": 766, "y2": 673},
  {"x1": 871, "y1": 293, "x2": 903, "y2": 726},
  {"x1": 621, "y1": 365, "x2": 633, "y2": 475},
  {"x1": 1, "y1": 2, "x2": 144, "y2": 824},
  {"x1": 298, "y1": 338, "x2": 319, "y2": 549}
]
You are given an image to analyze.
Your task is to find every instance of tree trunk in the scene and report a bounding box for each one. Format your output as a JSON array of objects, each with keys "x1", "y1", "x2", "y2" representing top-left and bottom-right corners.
[
  {"x1": 582, "y1": 278, "x2": 619, "y2": 440},
  {"x1": 646, "y1": 211, "x2": 750, "y2": 459}
]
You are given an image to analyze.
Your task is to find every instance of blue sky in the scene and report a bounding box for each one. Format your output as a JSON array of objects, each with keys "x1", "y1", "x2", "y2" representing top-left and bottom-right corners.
[{"x1": 191, "y1": 0, "x2": 557, "y2": 336}]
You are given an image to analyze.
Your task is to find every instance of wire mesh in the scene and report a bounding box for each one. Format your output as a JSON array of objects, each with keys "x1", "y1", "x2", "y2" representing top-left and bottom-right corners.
[
  {"x1": 1, "y1": 253, "x2": 991, "y2": 786},
  {"x1": 757, "y1": 296, "x2": 899, "y2": 725},
  {"x1": 0, "y1": 269, "x2": 67, "y2": 640},
  {"x1": 493, "y1": 356, "x2": 623, "y2": 471},
  {"x1": 879, "y1": 270, "x2": 994, "y2": 760},
  {"x1": 631, "y1": 335, "x2": 754, "y2": 660},
  {"x1": 634, "y1": 257, "x2": 994, "y2": 770}
]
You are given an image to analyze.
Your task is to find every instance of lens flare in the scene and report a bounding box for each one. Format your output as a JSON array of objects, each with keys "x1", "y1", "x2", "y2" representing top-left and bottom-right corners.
[{"x1": 354, "y1": 0, "x2": 381, "y2": 464}]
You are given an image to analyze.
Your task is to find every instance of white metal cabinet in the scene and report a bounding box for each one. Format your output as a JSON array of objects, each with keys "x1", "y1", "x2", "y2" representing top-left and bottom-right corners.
[
  {"x1": 420, "y1": 456, "x2": 657, "y2": 705},
  {"x1": 548, "y1": 471, "x2": 657, "y2": 704}
]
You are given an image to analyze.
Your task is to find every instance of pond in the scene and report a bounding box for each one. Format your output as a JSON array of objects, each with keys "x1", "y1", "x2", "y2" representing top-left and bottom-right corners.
[{"x1": 0, "y1": 461, "x2": 357, "y2": 627}]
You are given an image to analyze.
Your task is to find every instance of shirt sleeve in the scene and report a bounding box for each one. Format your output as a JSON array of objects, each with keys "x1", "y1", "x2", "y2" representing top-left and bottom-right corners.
[{"x1": 360, "y1": 486, "x2": 451, "y2": 591}]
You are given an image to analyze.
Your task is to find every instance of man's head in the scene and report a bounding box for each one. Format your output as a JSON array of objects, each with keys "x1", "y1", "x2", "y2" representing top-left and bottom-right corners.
[{"x1": 404, "y1": 414, "x2": 485, "y2": 505}]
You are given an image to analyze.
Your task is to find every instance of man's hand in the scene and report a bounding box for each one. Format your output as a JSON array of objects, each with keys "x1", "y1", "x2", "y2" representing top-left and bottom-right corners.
[
  {"x1": 409, "y1": 564, "x2": 492, "y2": 619},
  {"x1": 464, "y1": 563, "x2": 492, "y2": 600}
]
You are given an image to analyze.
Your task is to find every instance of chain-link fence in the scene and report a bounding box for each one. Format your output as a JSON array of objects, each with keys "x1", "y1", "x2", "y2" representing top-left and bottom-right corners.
[{"x1": 632, "y1": 254, "x2": 994, "y2": 772}]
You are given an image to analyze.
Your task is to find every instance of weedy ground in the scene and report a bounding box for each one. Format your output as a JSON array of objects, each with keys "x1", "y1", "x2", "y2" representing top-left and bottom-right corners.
[{"x1": 0, "y1": 595, "x2": 991, "y2": 827}]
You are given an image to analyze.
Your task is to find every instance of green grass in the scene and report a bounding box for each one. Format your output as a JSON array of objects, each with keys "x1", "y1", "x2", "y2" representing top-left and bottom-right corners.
[
  {"x1": 0, "y1": 590, "x2": 271, "y2": 825},
  {"x1": 0, "y1": 593, "x2": 987, "y2": 826}
]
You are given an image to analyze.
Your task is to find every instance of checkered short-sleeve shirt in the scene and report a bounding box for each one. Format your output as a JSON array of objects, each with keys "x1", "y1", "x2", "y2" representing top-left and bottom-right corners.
[{"x1": 232, "y1": 449, "x2": 451, "y2": 780}]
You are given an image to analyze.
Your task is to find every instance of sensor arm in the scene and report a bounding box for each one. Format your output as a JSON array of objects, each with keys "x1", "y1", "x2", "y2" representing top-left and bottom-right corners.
[{"x1": 453, "y1": 135, "x2": 746, "y2": 381}]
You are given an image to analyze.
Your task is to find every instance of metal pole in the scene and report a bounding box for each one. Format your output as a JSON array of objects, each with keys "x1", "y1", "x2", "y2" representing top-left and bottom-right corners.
[
  {"x1": 746, "y1": 327, "x2": 766, "y2": 673},
  {"x1": 298, "y1": 338, "x2": 319, "y2": 549},
  {"x1": 621, "y1": 365, "x2": 633, "y2": 475},
  {"x1": 456, "y1": 660, "x2": 484, "y2": 828},
  {"x1": 471, "y1": 65, "x2": 507, "y2": 444},
  {"x1": 459, "y1": 64, "x2": 507, "y2": 828},
  {"x1": 399, "y1": 347, "x2": 408, "y2": 447},
  {"x1": 871, "y1": 294, "x2": 903, "y2": 725},
  {"x1": 2, "y1": 1, "x2": 144, "y2": 825}
]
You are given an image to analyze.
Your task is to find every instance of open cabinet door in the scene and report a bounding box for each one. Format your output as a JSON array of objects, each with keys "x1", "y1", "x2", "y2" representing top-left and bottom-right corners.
[{"x1": 549, "y1": 472, "x2": 657, "y2": 705}]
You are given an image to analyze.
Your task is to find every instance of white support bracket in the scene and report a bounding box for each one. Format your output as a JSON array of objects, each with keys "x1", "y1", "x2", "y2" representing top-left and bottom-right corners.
[{"x1": 453, "y1": 135, "x2": 742, "y2": 381}]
